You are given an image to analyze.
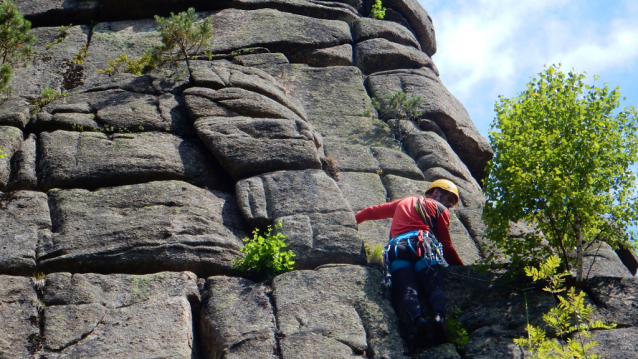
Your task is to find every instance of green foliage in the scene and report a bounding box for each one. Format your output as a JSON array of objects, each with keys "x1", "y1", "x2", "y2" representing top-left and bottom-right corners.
[
  {"x1": 150, "y1": 7, "x2": 213, "y2": 68},
  {"x1": 364, "y1": 243, "x2": 384, "y2": 265},
  {"x1": 483, "y1": 64, "x2": 638, "y2": 281},
  {"x1": 0, "y1": 0, "x2": 36, "y2": 91},
  {"x1": 0, "y1": 63, "x2": 10, "y2": 92},
  {"x1": 514, "y1": 255, "x2": 615, "y2": 358},
  {"x1": 46, "y1": 24, "x2": 72, "y2": 49},
  {"x1": 28, "y1": 86, "x2": 67, "y2": 118},
  {"x1": 96, "y1": 53, "x2": 154, "y2": 76},
  {"x1": 371, "y1": 91, "x2": 422, "y2": 121},
  {"x1": 370, "y1": 0, "x2": 386, "y2": 20},
  {"x1": 233, "y1": 221, "x2": 296, "y2": 277},
  {"x1": 72, "y1": 44, "x2": 88, "y2": 65},
  {"x1": 446, "y1": 309, "x2": 470, "y2": 351},
  {"x1": 38, "y1": 86, "x2": 68, "y2": 107},
  {"x1": 97, "y1": 8, "x2": 213, "y2": 76},
  {"x1": 372, "y1": 91, "x2": 423, "y2": 144}
]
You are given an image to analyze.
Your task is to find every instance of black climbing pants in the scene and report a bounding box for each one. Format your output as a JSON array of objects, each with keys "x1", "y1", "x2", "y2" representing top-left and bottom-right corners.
[{"x1": 388, "y1": 242, "x2": 446, "y2": 322}]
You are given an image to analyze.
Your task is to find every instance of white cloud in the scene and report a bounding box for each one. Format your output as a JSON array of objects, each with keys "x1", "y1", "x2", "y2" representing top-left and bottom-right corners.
[{"x1": 419, "y1": 0, "x2": 638, "y2": 135}]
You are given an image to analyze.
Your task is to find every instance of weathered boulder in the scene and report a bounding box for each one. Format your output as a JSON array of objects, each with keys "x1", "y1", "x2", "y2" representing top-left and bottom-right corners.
[
  {"x1": 37, "y1": 130, "x2": 232, "y2": 191},
  {"x1": 288, "y1": 44, "x2": 353, "y2": 67},
  {"x1": 382, "y1": 174, "x2": 429, "y2": 201},
  {"x1": 19, "y1": 0, "x2": 362, "y2": 25},
  {"x1": 380, "y1": 0, "x2": 436, "y2": 56},
  {"x1": 188, "y1": 61, "x2": 307, "y2": 120},
  {"x1": 38, "y1": 180, "x2": 247, "y2": 275},
  {"x1": 589, "y1": 327, "x2": 638, "y2": 359},
  {"x1": 615, "y1": 246, "x2": 638, "y2": 276},
  {"x1": 236, "y1": 169, "x2": 365, "y2": 268},
  {"x1": 0, "y1": 97, "x2": 31, "y2": 129},
  {"x1": 0, "y1": 275, "x2": 40, "y2": 359},
  {"x1": 212, "y1": 0, "x2": 361, "y2": 23},
  {"x1": 371, "y1": 146, "x2": 424, "y2": 180},
  {"x1": 234, "y1": 52, "x2": 291, "y2": 68},
  {"x1": 185, "y1": 87, "x2": 305, "y2": 123},
  {"x1": 352, "y1": 17, "x2": 420, "y2": 49},
  {"x1": 355, "y1": 38, "x2": 434, "y2": 75},
  {"x1": 206, "y1": 8, "x2": 352, "y2": 54},
  {"x1": 587, "y1": 277, "x2": 638, "y2": 327},
  {"x1": 324, "y1": 142, "x2": 380, "y2": 173},
  {"x1": 580, "y1": 241, "x2": 632, "y2": 278},
  {"x1": 9, "y1": 25, "x2": 90, "y2": 96},
  {"x1": 201, "y1": 276, "x2": 277, "y2": 359},
  {"x1": 7, "y1": 133, "x2": 38, "y2": 191},
  {"x1": 324, "y1": 143, "x2": 423, "y2": 180},
  {"x1": 184, "y1": 70, "x2": 324, "y2": 179},
  {"x1": 337, "y1": 171, "x2": 391, "y2": 246},
  {"x1": 400, "y1": 122, "x2": 478, "y2": 188},
  {"x1": 464, "y1": 326, "x2": 525, "y2": 359},
  {"x1": 367, "y1": 69, "x2": 493, "y2": 182},
  {"x1": 83, "y1": 19, "x2": 162, "y2": 75},
  {"x1": 16, "y1": 0, "x2": 99, "y2": 26},
  {"x1": 0, "y1": 126, "x2": 24, "y2": 190},
  {"x1": 42, "y1": 271, "x2": 199, "y2": 358},
  {"x1": 273, "y1": 265, "x2": 406, "y2": 358},
  {"x1": 194, "y1": 115, "x2": 323, "y2": 179},
  {"x1": 261, "y1": 63, "x2": 395, "y2": 147},
  {"x1": 37, "y1": 88, "x2": 199, "y2": 136},
  {"x1": 0, "y1": 191, "x2": 51, "y2": 275}
]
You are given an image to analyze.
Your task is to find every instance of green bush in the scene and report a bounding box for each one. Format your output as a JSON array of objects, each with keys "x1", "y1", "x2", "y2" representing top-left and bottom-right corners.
[
  {"x1": 371, "y1": 91, "x2": 423, "y2": 144},
  {"x1": 233, "y1": 221, "x2": 296, "y2": 277},
  {"x1": 96, "y1": 53, "x2": 154, "y2": 76},
  {"x1": 371, "y1": 91, "x2": 422, "y2": 121},
  {"x1": 0, "y1": 0, "x2": 36, "y2": 91},
  {"x1": 370, "y1": 0, "x2": 386, "y2": 20},
  {"x1": 514, "y1": 255, "x2": 615, "y2": 358},
  {"x1": 29, "y1": 86, "x2": 68, "y2": 114},
  {"x1": 364, "y1": 243, "x2": 384, "y2": 265}
]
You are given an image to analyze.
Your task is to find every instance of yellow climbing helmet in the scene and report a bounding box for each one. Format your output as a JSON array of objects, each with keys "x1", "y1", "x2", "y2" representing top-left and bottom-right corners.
[{"x1": 427, "y1": 179, "x2": 459, "y2": 204}]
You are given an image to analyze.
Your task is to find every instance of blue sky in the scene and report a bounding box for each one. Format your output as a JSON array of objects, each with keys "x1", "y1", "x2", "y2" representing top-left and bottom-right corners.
[{"x1": 420, "y1": 0, "x2": 638, "y2": 138}]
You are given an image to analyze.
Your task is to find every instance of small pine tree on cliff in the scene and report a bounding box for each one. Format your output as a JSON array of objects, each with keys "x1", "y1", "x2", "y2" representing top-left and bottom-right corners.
[
  {"x1": 150, "y1": 7, "x2": 213, "y2": 69},
  {"x1": 0, "y1": 0, "x2": 36, "y2": 91},
  {"x1": 483, "y1": 64, "x2": 638, "y2": 282}
]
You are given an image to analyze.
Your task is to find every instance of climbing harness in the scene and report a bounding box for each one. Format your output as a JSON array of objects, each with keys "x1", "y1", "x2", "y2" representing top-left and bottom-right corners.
[
  {"x1": 382, "y1": 230, "x2": 448, "y2": 288},
  {"x1": 381, "y1": 197, "x2": 449, "y2": 288}
]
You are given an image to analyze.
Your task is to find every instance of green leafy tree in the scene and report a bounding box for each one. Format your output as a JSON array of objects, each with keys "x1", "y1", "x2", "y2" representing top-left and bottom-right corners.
[
  {"x1": 370, "y1": 0, "x2": 386, "y2": 20},
  {"x1": 483, "y1": 65, "x2": 638, "y2": 281},
  {"x1": 514, "y1": 255, "x2": 615, "y2": 358},
  {"x1": 0, "y1": 0, "x2": 36, "y2": 91},
  {"x1": 150, "y1": 7, "x2": 213, "y2": 69},
  {"x1": 233, "y1": 221, "x2": 296, "y2": 277}
]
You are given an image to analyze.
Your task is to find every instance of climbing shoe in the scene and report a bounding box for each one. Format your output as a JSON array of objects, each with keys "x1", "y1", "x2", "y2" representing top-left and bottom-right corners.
[
  {"x1": 432, "y1": 313, "x2": 448, "y2": 346},
  {"x1": 415, "y1": 316, "x2": 429, "y2": 346}
]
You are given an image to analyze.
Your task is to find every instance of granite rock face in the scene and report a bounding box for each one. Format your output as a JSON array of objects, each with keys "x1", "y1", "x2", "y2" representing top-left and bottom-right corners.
[
  {"x1": 0, "y1": 276, "x2": 40, "y2": 358},
  {"x1": 42, "y1": 271, "x2": 199, "y2": 358},
  {"x1": 39, "y1": 181, "x2": 247, "y2": 275},
  {"x1": 0, "y1": 1, "x2": 635, "y2": 358},
  {"x1": 236, "y1": 169, "x2": 365, "y2": 269},
  {"x1": 0, "y1": 191, "x2": 51, "y2": 275}
]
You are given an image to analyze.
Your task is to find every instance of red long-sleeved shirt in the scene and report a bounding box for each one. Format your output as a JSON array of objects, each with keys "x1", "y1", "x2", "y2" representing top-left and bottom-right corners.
[{"x1": 355, "y1": 197, "x2": 464, "y2": 266}]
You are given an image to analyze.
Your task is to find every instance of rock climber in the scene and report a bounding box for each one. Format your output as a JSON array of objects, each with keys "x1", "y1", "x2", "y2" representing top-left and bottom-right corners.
[{"x1": 355, "y1": 179, "x2": 464, "y2": 346}]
